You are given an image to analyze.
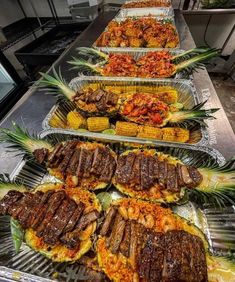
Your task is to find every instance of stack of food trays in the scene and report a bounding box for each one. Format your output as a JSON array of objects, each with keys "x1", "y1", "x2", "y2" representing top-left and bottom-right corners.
[{"x1": 1, "y1": 1, "x2": 235, "y2": 282}]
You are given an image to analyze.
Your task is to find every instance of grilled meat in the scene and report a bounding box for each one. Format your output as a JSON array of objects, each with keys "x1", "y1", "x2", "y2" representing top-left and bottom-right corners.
[
  {"x1": 114, "y1": 151, "x2": 203, "y2": 192},
  {"x1": 0, "y1": 190, "x2": 99, "y2": 249},
  {"x1": 100, "y1": 206, "x2": 117, "y2": 236},
  {"x1": 100, "y1": 207, "x2": 208, "y2": 282},
  {"x1": 33, "y1": 148, "x2": 49, "y2": 164}
]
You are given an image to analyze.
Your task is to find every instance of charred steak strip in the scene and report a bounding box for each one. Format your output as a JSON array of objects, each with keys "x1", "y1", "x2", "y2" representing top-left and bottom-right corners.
[
  {"x1": 0, "y1": 190, "x2": 23, "y2": 215},
  {"x1": 63, "y1": 202, "x2": 85, "y2": 234},
  {"x1": 166, "y1": 163, "x2": 179, "y2": 192},
  {"x1": 36, "y1": 191, "x2": 66, "y2": 237},
  {"x1": 58, "y1": 141, "x2": 78, "y2": 172},
  {"x1": 100, "y1": 206, "x2": 117, "y2": 236},
  {"x1": 33, "y1": 148, "x2": 49, "y2": 164},
  {"x1": 66, "y1": 148, "x2": 81, "y2": 175},
  {"x1": 119, "y1": 220, "x2": 131, "y2": 258},
  {"x1": 76, "y1": 148, "x2": 89, "y2": 177}
]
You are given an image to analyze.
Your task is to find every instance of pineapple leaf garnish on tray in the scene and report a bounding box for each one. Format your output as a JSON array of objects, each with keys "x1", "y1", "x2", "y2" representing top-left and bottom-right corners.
[{"x1": 0, "y1": 122, "x2": 53, "y2": 159}]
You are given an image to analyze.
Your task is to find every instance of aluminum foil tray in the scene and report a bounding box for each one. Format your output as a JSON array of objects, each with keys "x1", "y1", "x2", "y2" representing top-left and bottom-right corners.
[
  {"x1": 0, "y1": 129, "x2": 231, "y2": 281},
  {"x1": 122, "y1": 0, "x2": 172, "y2": 9},
  {"x1": 117, "y1": 7, "x2": 174, "y2": 17},
  {"x1": 92, "y1": 15, "x2": 181, "y2": 51},
  {"x1": 42, "y1": 77, "x2": 209, "y2": 146}
]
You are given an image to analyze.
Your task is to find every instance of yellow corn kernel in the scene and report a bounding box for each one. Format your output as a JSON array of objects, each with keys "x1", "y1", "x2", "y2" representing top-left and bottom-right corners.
[
  {"x1": 87, "y1": 117, "x2": 110, "y2": 132},
  {"x1": 67, "y1": 111, "x2": 86, "y2": 130},
  {"x1": 174, "y1": 127, "x2": 190, "y2": 143},
  {"x1": 115, "y1": 121, "x2": 138, "y2": 137},
  {"x1": 162, "y1": 127, "x2": 177, "y2": 142},
  {"x1": 137, "y1": 125, "x2": 163, "y2": 140}
]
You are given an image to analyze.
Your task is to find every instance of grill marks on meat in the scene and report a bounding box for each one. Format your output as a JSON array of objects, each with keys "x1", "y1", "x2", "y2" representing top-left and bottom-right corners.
[
  {"x1": 0, "y1": 190, "x2": 99, "y2": 249},
  {"x1": 101, "y1": 211, "x2": 208, "y2": 282},
  {"x1": 33, "y1": 148, "x2": 49, "y2": 164},
  {"x1": 34, "y1": 141, "x2": 116, "y2": 184},
  {"x1": 76, "y1": 88, "x2": 118, "y2": 112},
  {"x1": 114, "y1": 152, "x2": 203, "y2": 192}
]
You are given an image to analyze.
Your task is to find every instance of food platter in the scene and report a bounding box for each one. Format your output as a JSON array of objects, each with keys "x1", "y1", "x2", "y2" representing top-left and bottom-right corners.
[
  {"x1": 42, "y1": 77, "x2": 210, "y2": 146},
  {"x1": 0, "y1": 130, "x2": 235, "y2": 281}
]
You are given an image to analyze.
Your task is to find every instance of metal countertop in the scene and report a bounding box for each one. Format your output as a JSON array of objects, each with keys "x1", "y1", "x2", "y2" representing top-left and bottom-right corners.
[{"x1": 0, "y1": 10, "x2": 234, "y2": 176}]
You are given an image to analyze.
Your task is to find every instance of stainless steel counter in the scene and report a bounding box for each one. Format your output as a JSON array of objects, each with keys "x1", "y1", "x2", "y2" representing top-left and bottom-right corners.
[{"x1": 0, "y1": 10, "x2": 234, "y2": 176}]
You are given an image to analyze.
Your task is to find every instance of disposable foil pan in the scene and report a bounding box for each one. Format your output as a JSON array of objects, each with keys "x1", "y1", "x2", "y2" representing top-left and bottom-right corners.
[
  {"x1": 117, "y1": 7, "x2": 174, "y2": 17},
  {"x1": 42, "y1": 77, "x2": 209, "y2": 146},
  {"x1": 0, "y1": 130, "x2": 231, "y2": 281},
  {"x1": 75, "y1": 48, "x2": 188, "y2": 79},
  {"x1": 92, "y1": 15, "x2": 181, "y2": 51},
  {"x1": 122, "y1": 0, "x2": 172, "y2": 9}
]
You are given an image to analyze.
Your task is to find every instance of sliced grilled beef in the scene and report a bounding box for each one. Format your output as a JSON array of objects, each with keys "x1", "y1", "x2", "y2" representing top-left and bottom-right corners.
[
  {"x1": 153, "y1": 156, "x2": 159, "y2": 182},
  {"x1": 58, "y1": 141, "x2": 78, "y2": 172},
  {"x1": 66, "y1": 149, "x2": 81, "y2": 175},
  {"x1": 114, "y1": 155, "x2": 127, "y2": 183},
  {"x1": 43, "y1": 197, "x2": 77, "y2": 245},
  {"x1": 149, "y1": 232, "x2": 165, "y2": 282},
  {"x1": 138, "y1": 233, "x2": 153, "y2": 281},
  {"x1": 31, "y1": 190, "x2": 55, "y2": 228},
  {"x1": 17, "y1": 191, "x2": 43, "y2": 228},
  {"x1": 0, "y1": 190, "x2": 23, "y2": 215},
  {"x1": 129, "y1": 221, "x2": 141, "y2": 268},
  {"x1": 158, "y1": 160, "x2": 167, "y2": 188},
  {"x1": 119, "y1": 221, "x2": 131, "y2": 257},
  {"x1": 63, "y1": 202, "x2": 85, "y2": 234},
  {"x1": 177, "y1": 163, "x2": 184, "y2": 187},
  {"x1": 115, "y1": 153, "x2": 136, "y2": 184},
  {"x1": 47, "y1": 143, "x2": 63, "y2": 166},
  {"x1": 100, "y1": 206, "x2": 117, "y2": 236},
  {"x1": 140, "y1": 155, "x2": 150, "y2": 190},
  {"x1": 76, "y1": 148, "x2": 88, "y2": 177},
  {"x1": 148, "y1": 156, "x2": 155, "y2": 188},
  {"x1": 130, "y1": 155, "x2": 141, "y2": 186},
  {"x1": 60, "y1": 210, "x2": 99, "y2": 249},
  {"x1": 95, "y1": 148, "x2": 111, "y2": 176},
  {"x1": 99, "y1": 154, "x2": 116, "y2": 182},
  {"x1": 108, "y1": 213, "x2": 126, "y2": 254},
  {"x1": 36, "y1": 191, "x2": 66, "y2": 237},
  {"x1": 91, "y1": 147, "x2": 105, "y2": 174},
  {"x1": 83, "y1": 150, "x2": 94, "y2": 178},
  {"x1": 166, "y1": 163, "x2": 179, "y2": 192},
  {"x1": 8, "y1": 192, "x2": 31, "y2": 218},
  {"x1": 188, "y1": 166, "x2": 203, "y2": 187},
  {"x1": 33, "y1": 148, "x2": 49, "y2": 164},
  {"x1": 96, "y1": 95, "x2": 107, "y2": 111}
]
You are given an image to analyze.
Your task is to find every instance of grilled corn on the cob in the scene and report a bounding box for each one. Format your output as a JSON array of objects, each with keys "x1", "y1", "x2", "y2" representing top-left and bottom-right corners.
[
  {"x1": 162, "y1": 127, "x2": 190, "y2": 142},
  {"x1": 137, "y1": 125, "x2": 163, "y2": 140},
  {"x1": 67, "y1": 111, "x2": 86, "y2": 130},
  {"x1": 115, "y1": 121, "x2": 139, "y2": 137},
  {"x1": 87, "y1": 117, "x2": 110, "y2": 132}
]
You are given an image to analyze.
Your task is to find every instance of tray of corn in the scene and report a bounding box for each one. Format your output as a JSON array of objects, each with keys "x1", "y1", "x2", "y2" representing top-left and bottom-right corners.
[
  {"x1": 41, "y1": 76, "x2": 213, "y2": 146},
  {"x1": 0, "y1": 127, "x2": 235, "y2": 281}
]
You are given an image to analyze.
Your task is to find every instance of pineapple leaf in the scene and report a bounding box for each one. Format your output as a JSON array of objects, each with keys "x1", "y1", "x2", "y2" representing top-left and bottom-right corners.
[
  {"x1": 0, "y1": 122, "x2": 53, "y2": 158},
  {"x1": 172, "y1": 47, "x2": 212, "y2": 61},
  {"x1": 37, "y1": 67, "x2": 76, "y2": 102},
  {"x1": 10, "y1": 218, "x2": 24, "y2": 254},
  {"x1": 76, "y1": 47, "x2": 108, "y2": 62},
  {"x1": 169, "y1": 100, "x2": 219, "y2": 126},
  {"x1": 68, "y1": 57, "x2": 102, "y2": 75},
  {"x1": 175, "y1": 49, "x2": 220, "y2": 74}
]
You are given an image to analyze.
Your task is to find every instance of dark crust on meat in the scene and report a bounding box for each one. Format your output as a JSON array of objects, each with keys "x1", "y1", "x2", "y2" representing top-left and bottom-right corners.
[
  {"x1": 33, "y1": 148, "x2": 49, "y2": 164},
  {"x1": 63, "y1": 201, "x2": 85, "y2": 234},
  {"x1": 0, "y1": 190, "x2": 23, "y2": 215},
  {"x1": 66, "y1": 148, "x2": 81, "y2": 175},
  {"x1": 119, "y1": 220, "x2": 131, "y2": 258},
  {"x1": 100, "y1": 207, "x2": 117, "y2": 236}
]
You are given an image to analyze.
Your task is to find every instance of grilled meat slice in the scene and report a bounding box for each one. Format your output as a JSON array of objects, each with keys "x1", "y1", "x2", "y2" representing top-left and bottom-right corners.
[
  {"x1": 58, "y1": 141, "x2": 78, "y2": 172},
  {"x1": 0, "y1": 190, "x2": 23, "y2": 215},
  {"x1": 140, "y1": 155, "x2": 151, "y2": 190},
  {"x1": 60, "y1": 210, "x2": 99, "y2": 249},
  {"x1": 96, "y1": 95, "x2": 107, "y2": 112},
  {"x1": 177, "y1": 163, "x2": 184, "y2": 187},
  {"x1": 180, "y1": 165, "x2": 195, "y2": 188},
  {"x1": 36, "y1": 191, "x2": 66, "y2": 237},
  {"x1": 31, "y1": 190, "x2": 55, "y2": 228},
  {"x1": 149, "y1": 232, "x2": 165, "y2": 282},
  {"x1": 129, "y1": 221, "x2": 143, "y2": 268},
  {"x1": 108, "y1": 213, "x2": 126, "y2": 254},
  {"x1": 17, "y1": 191, "x2": 43, "y2": 228},
  {"x1": 99, "y1": 154, "x2": 116, "y2": 183},
  {"x1": 76, "y1": 148, "x2": 89, "y2": 177},
  {"x1": 130, "y1": 155, "x2": 141, "y2": 186},
  {"x1": 63, "y1": 202, "x2": 85, "y2": 234},
  {"x1": 91, "y1": 147, "x2": 106, "y2": 174},
  {"x1": 95, "y1": 148, "x2": 112, "y2": 176},
  {"x1": 188, "y1": 166, "x2": 203, "y2": 187},
  {"x1": 115, "y1": 153, "x2": 136, "y2": 184},
  {"x1": 66, "y1": 148, "x2": 81, "y2": 175},
  {"x1": 100, "y1": 206, "x2": 117, "y2": 236},
  {"x1": 158, "y1": 160, "x2": 167, "y2": 189},
  {"x1": 33, "y1": 148, "x2": 49, "y2": 164},
  {"x1": 43, "y1": 198, "x2": 77, "y2": 245},
  {"x1": 47, "y1": 143, "x2": 63, "y2": 166},
  {"x1": 8, "y1": 192, "x2": 32, "y2": 219},
  {"x1": 119, "y1": 220, "x2": 131, "y2": 258},
  {"x1": 114, "y1": 155, "x2": 127, "y2": 183},
  {"x1": 83, "y1": 150, "x2": 94, "y2": 178},
  {"x1": 166, "y1": 163, "x2": 179, "y2": 192}
]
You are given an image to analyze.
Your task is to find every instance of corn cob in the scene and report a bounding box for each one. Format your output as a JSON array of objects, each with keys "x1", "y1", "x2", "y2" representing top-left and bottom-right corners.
[
  {"x1": 162, "y1": 127, "x2": 190, "y2": 142},
  {"x1": 115, "y1": 121, "x2": 139, "y2": 137},
  {"x1": 67, "y1": 111, "x2": 86, "y2": 130},
  {"x1": 87, "y1": 117, "x2": 110, "y2": 132},
  {"x1": 137, "y1": 125, "x2": 163, "y2": 140}
]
